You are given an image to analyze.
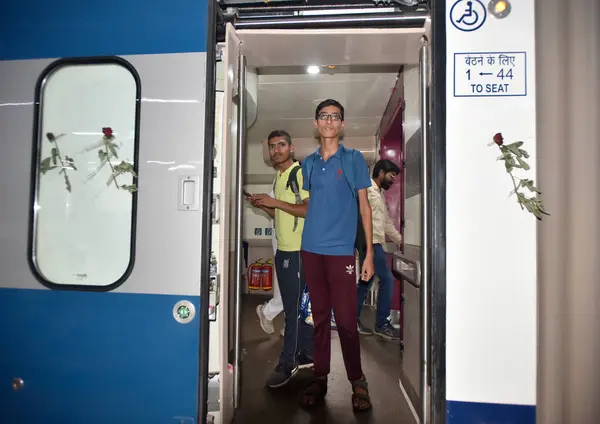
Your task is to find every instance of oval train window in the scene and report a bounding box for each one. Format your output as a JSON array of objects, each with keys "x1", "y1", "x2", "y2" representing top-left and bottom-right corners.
[{"x1": 30, "y1": 59, "x2": 140, "y2": 289}]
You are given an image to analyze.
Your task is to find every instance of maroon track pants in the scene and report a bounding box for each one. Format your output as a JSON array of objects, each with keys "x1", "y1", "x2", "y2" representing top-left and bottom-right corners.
[{"x1": 301, "y1": 250, "x2": 363, "y2": 382}]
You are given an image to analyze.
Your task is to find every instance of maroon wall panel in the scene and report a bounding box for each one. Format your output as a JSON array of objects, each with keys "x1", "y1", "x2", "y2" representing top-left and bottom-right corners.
[{"x1": 378, "y1": 69, "x2": 405, "y2": 322}]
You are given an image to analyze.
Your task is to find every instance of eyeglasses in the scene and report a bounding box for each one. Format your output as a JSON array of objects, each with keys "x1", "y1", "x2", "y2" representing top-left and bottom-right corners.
[{"x1": 317, "y1": 112, "x2": 342, "y2": 122}]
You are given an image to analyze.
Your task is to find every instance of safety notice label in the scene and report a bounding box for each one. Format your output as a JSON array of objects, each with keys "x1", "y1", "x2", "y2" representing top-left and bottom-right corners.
[{"x1": 453, "y1": 52, "x2": 527, "y2": 97}]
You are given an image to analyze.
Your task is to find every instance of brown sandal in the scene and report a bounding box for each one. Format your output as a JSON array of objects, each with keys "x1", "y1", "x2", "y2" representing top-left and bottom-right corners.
[
  {"x1": 299, "y1": 376, "x2": 328, "y2": 409},
  {"x1": 351, "y1": 375, "x2": 372, "y2": 412}
]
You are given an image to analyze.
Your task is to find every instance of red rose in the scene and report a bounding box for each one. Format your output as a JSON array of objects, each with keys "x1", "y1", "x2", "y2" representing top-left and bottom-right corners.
[
  {"x1": 493, "y1": 132, "x2": 504, "y2": 146},
  {"x1": 102, "y1": 127, "x2": 113, "y2": 137}
]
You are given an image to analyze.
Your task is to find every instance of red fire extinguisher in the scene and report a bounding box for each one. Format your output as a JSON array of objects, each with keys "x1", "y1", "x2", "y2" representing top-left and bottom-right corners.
[
  {"x1": 261, "y1": 258, "x2": 274, "y2": 291},
  {"x1": 248, "y1": 259, "x2": 263, "y2": 291}
]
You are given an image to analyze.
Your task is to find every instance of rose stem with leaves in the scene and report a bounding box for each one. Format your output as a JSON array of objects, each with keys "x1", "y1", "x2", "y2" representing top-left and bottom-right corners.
[
  {"x1": 491, "y1": 132, "x2": 550, "y2": 220},
  {"x1": 46, "y1": 132, "x2": 76, "y2": 192},
  {"x1": 101, "y1": 128, "x2": 120, "y2": 189}
]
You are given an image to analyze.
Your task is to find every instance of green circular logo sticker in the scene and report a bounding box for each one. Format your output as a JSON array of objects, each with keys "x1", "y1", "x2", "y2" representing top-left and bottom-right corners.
[{"x1": 177, "y1": 305, "x2": 191, "y2": 319}]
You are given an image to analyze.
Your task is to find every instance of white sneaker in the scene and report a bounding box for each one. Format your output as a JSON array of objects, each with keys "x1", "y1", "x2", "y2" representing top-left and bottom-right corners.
[{"x1": 256, "y1": 304, "x2": 275, "y2": 334}]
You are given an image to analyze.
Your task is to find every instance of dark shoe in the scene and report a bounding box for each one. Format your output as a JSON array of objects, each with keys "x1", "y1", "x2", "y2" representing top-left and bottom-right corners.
[
  {"x1": 357, "y1": 320, "x2": 373, "y2": 335},
  {"x1": 351, "y1": 374, "x2": 372, "y2": 412},
  {"x1": 299, "y1": 376, "x2": 328, "y2": 409},
  {"x1": 266, "y1": 363, "x2": 298, "y2": 388},
  {"x1": 374, "y1": 322, "x2": 400, "y2": 340},
  {"x1": 296, "y1": 353, "x2": 314, "y2": 370}
]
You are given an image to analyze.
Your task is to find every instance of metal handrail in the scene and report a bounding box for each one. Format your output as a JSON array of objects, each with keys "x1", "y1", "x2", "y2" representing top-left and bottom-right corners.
[
  {"x1": 233, "y1": 54, "x2": 247, "y2": 409},
  {"x1": 419, "y1": 36, "x2": 431, "y2": 424}
]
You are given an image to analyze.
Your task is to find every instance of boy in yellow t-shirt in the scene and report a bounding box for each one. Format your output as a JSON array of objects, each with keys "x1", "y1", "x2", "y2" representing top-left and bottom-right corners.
[{"x1": 248, "y1": 130, "x2": 314, "y2": 389}]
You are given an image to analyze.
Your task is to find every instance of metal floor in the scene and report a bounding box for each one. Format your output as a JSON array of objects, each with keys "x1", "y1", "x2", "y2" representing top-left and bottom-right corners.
[{"x1": 233, "y1": 295, "x2": 413, "y2": 424}]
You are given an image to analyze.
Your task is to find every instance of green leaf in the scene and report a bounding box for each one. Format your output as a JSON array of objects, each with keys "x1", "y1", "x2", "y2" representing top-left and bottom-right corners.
[
  {"x1": 107, "y1": 142, "x2": 119, "y2": 159},
  {"x1": 531, "y1": 203, "x2": 542, "y2": 220},
  {"x1": 113, "y1": 161, "x2": 137, "y2": 178},
  {"x1": 498, "y1": 151, "x2": 512, "y2": 161},
  {"x1": 40, "y1": 166, "x2": 57, "y2": 175},
  {"x1": 518, "y1": 148, "x2": 530, "y2": 159},
  {"x1": 520, "y1": 179, "x2": 540, "y2": 193},
  {"x1": 516, "y1": 157, "x2": 530, "y2": 170},
  {"x1": 40, "y1": 157, "x2": 58, "y2": 175},
  {"x1": 536, "y1": 199, "x2": 551, "y2": 216},
  {"x1": 98, "y1": 150, "x2": 107, "y2": 161},
  {"x1": 116, "y1": 161, "x2": 135, "y2": 174},
  {"x1": 46, "y1": 132, "x2": 55, "y2": 142},
  {"x1": 504, "y1": 156, "x2": 517, "y2": 172},
  {"x1": 505, "y1": 141, "x2": 524, "y2": 149},
  {"x1": 120, "y1": 184, "x2": 137, "y2": 193},
  {"x1": 65, "y1": 155, "x2": 77, "y2": 171}
]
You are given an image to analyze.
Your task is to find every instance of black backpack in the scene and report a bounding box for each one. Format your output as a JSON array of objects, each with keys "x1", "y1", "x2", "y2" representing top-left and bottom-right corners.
[{"x1": 354, "y1": 196, "x2": 367, "y2": 254}]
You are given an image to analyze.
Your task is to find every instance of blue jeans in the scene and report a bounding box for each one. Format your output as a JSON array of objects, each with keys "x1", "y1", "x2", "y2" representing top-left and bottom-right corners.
[
  {"x1": 275, "y1": 250, "x2": 314, "y2": 366},
  {"x1": 357, "y1": 243, "x2": 394, "y2": 328}
]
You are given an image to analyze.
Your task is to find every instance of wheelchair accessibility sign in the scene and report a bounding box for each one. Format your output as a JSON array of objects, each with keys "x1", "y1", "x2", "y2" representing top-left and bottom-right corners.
[{"x1": 450, "y1": 0, "x2": 487, "y2": 32}]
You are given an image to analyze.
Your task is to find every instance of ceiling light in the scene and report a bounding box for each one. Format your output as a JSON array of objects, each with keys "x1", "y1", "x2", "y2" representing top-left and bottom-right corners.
[
  {"x1": 306, "y1": 65, "x2": 321, "y2": 75},
  {"x1": 488, "y1": 0, "x2": 511, "y2": 19}
]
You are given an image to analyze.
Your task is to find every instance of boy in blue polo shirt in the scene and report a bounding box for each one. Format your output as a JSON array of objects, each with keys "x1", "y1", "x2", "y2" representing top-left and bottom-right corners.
[{"x1": 299, "y1": 99, "x2": 375, "y2": 412}]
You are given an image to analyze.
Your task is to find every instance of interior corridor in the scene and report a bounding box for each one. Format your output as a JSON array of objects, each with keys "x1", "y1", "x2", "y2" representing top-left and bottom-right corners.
[{"x1": 233, "y1": 295, "x2": 411, "y2": 424}]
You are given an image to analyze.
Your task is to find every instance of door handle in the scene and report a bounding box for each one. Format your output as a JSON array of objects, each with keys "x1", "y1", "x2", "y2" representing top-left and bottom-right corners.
[
  {"x1": 212, "y1": 194, "x2": 220, "y2": 224},
  {"x1": 208, "y1": 274, "x2": 220, "y2": 321},
  {"x1": 177, "y1": 175, "x2": 200, "y2": 211}
]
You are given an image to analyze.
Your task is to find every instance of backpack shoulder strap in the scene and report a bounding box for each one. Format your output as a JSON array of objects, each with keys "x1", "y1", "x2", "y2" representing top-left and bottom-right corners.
[
  {"x1": 286, "y1": 163, "x2": 303, "y2": 231},
  {"x1": 286, "y1": 164, "x2": 302, "y2": 200},
  {"x1": 304, "y1": 153, "x2": 317, "y2": 191},
  {"x1": 341, "y1": 147, "x2": 366, "y2": 251},
  {"x1": 340, "y1": 146, "x2": 357, "y2": 197}
]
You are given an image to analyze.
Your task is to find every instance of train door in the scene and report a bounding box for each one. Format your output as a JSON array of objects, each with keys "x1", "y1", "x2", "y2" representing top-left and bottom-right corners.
[
  {"x1": 392, "y1": 37, "x2": 431, "y2": 423},
  {"x1": 213, "y1": 23, "x2": 244, "y2": 424},
  {"x1": 0, "y1": 1, "x2": 216, "y2": 423},
  {"x1": 214, "y1": 3, "x2": 434, "y2": 423}
]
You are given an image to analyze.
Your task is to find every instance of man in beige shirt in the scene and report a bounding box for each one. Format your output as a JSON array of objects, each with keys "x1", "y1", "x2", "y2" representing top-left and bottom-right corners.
[{"x1": 357, "y1": 159, "x2": 403, "y2": 340}]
